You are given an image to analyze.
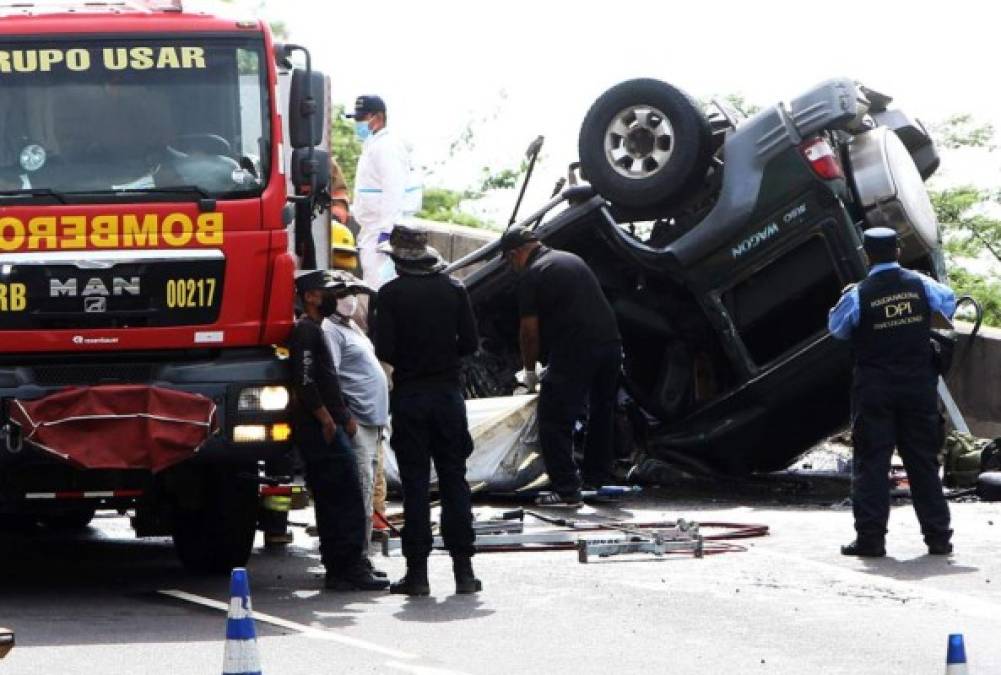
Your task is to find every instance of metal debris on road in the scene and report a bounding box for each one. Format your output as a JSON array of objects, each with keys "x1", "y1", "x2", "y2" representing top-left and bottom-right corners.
[{"x1": 0, "y1": 627, "x2": 13, "y2": 659}]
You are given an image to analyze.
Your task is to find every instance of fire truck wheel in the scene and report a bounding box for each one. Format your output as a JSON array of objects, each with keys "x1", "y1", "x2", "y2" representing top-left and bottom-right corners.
[
  {"x1": 172, "y1": 466, "x2": 259, "y2": 575},
  {"x1": 0, "y1": 514, "x2": 37, "y2": 532},
  {"x1": 38, "y1": 505, "x2": 97, "y2": 530}
]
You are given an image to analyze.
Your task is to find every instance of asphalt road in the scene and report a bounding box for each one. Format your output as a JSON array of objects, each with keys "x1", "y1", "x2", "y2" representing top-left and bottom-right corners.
[{"x1": 1, "y1": 495, "x2": 999, "y2": 674}]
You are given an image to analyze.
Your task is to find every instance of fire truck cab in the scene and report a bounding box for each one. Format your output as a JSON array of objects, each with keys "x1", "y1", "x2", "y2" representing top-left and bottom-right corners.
[{"x1": 0, "y1": 0, "x2": 331, "y2": 573}]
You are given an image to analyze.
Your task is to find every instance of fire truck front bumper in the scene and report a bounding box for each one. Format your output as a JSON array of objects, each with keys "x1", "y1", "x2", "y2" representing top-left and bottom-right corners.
[{"x1": 0, "y1": 347, "x2": 294, "y2": 467}]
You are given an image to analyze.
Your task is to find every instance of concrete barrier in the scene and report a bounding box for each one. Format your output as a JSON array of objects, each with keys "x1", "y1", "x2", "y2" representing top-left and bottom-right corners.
[
  {"x1": 413, "y1": 218, "x2": 498, "y2": 279},
  {"x1": 947, "y1": 323, "x2": 1001, "y2": 438}
]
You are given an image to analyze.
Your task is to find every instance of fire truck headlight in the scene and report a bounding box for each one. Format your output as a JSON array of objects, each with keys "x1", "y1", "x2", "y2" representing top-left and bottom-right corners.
[{"x1": 238, "y1": 386, "x2": 290, "y2": 411}]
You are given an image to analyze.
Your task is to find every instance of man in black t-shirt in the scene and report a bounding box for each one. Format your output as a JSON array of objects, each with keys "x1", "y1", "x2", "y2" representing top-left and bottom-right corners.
[
  {"x1": 290, "y1": 269, "x2": 388, "y2": 591},
  {"x1": 375, "y1": 225, "x2": 482, "y2": 596},
  {"x1": 501, "y1": 226, "x2": 622, "y2": 507}
]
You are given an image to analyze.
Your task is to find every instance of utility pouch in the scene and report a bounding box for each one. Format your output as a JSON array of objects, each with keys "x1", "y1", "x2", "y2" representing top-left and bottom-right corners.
[{"x1": 930, "y1": 328, "x2": 956, "y2": 376}]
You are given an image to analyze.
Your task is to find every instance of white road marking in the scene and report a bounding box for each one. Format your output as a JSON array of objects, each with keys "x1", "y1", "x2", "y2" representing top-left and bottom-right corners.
[{"x1": 158, "y1": 589, "x2": 416, "y2": 660}]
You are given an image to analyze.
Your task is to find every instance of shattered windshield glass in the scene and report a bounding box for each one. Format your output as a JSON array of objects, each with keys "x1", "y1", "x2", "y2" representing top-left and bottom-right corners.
[{"x1": 0, "y1": 37, "x2": 269, "y2": 200}]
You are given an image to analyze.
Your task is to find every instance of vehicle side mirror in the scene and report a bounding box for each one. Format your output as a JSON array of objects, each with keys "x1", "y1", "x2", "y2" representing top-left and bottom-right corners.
[
  {"x1": 289, "y1": 69, "x2": 326, "y2": 149},
  {"x1": 291, "y1": 148, "x2": 330, "y2": 194}
]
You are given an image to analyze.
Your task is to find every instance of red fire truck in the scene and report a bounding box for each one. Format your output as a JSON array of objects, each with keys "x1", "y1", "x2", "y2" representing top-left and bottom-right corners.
[{"x1": 0, "y1": 0, "x2": 333, "y2": 572}]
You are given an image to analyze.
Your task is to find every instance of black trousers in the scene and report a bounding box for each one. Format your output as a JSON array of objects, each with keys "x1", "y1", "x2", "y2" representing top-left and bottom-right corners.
[
  {"x1": 538, "y1": 340, "x2": 622, "y2": 498},
  {"x1": 391, "y1": 388, "x2": 475, "y2": 560},
  {"x1": 295, "y1": 422, "x2": 367, "y2": 573},
  {"x1": 851, "y1": 379, "x2": 951, "y2": 542}
]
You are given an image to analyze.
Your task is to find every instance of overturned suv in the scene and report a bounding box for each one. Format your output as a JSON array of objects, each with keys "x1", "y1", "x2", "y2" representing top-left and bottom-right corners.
[{"x1": 454, "y1": 77, "x2": 944, "y2": 475}]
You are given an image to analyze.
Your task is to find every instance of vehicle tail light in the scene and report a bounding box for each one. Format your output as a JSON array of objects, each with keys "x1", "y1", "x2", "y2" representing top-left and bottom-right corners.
[{"x1": 799, "y1": 137, "x2": 844, "y2": 180}]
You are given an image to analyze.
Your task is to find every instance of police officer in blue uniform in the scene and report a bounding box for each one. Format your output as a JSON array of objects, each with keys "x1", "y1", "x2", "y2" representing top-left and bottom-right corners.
[{"x1": 828, "y1": 227, "x2": 956, "y2": 557}]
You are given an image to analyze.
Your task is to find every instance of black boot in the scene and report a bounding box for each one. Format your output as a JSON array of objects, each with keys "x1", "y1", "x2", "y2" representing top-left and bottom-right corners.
[
  {"x1": 362, "y1": 556, "x2": 388, "y2": 578},
  {"x1": 452, "y1": 555, "x2": 482, "y2": 594},
  {"x1": 926, "y1": 530, "x2": 954, "y2": 555},
  {"x1": 840, "y1": 536, "x2": 886, "y2": 558},
  {"x1": 390, "y1": 558, "x2": 430, "y2": 596},
  {"x1": 325, "y1": 560, "x2": 390, "y2": 591}
]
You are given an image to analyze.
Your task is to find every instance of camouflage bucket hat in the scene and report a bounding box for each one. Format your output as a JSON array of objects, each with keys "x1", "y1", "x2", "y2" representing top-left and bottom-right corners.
[{"x1": 378, "y1": 224, "x2": 442, "y2": 264}]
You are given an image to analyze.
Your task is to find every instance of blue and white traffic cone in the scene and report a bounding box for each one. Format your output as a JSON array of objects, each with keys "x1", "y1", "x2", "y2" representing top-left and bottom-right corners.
[
  {"x1": 946, "y1": 633, "x2": 968, "y2": 674},
  {"x1": 223, "y1": 568, "x2": 262, "y2": 675}
]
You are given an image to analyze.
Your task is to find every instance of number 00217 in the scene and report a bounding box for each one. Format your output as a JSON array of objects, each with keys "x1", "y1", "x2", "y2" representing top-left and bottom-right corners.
[{"x1": 166, "y1": 278, "x2": 216, "y2": 309}]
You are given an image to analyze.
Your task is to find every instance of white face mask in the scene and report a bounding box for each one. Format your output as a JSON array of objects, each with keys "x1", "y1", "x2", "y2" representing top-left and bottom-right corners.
[{"x1": 336, "y1": 295, "x2": 358, "y2": 318}]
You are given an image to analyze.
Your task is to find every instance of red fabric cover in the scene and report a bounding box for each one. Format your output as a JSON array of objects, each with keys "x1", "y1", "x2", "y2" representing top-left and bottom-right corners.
[{"x1": 10, "y1": 385, "x2": 218, "y2": 473}]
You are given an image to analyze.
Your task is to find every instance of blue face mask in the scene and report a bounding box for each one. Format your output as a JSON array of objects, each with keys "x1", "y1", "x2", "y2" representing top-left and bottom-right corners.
[{"x1": 355, "y1": 120, "x2": 372, "y2": 142}]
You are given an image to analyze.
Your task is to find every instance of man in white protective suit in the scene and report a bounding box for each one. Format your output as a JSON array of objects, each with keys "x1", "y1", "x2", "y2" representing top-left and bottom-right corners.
[{"x1": 346, "y1": 95, "x2": 421, "y2": 289}]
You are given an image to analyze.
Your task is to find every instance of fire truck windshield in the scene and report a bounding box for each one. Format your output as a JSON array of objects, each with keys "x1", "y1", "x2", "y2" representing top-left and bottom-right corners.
[{"x1": 0, "y1": 37, "x2": 270, "y2": 201}]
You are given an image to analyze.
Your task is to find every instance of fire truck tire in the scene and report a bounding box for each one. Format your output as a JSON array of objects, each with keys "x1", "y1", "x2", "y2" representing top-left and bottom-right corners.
[
  {"x1": 38, "y1": 505, "x2": 97, "y2": 530},
  {"x1": 172, "y1": 467, "x2": 259, "y2": 575},
  {"x1": 0, "y1": 514, "x2": 36, "y2": 532}
]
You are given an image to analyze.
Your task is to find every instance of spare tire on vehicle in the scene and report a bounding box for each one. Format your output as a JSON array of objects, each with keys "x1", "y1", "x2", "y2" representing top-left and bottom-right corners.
[{"x1": 578, "y1": 78, "x2": 713, "y2": 209}]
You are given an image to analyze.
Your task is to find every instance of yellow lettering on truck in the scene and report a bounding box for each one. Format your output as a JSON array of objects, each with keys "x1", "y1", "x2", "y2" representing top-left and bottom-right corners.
[
  {"x1": 156, "y1": 47, "x2": 180, "y2": 69},
  {"x1": 0, "y1": 213, "x2": 223, "y2": 250},
  {"x1": 129, "y1": 47, "x2": 155, "y2": 70},
  {"x1": 65, "y1": 49, "x2": 90, "y2": 71},
  {"x1": 27, "y1": 217, "x2": 57, "y2": 250},
  {"x1": 195, "y1": 213, "x2": 223, "y2": 245},
  {"x1": 0, "y1": 217, "x2": 25, "y2": 251},
  {"x1": 0, "y1": 283, "x2": 27, "y2": 312},
  {"x1": 123, "y1": 214, "x2": 158, "y2": 247},
  {"x1": 103, "y1": 48, "x2": 128, "y2": 71},
  {"x1": 91, "y1": 215, "x2": 119, "y2": 247},
  {"x1": 62, "y1": 216, "x2": 87, "y2": 249},
  {"x1": 181, "y1": 47, "x2": 206, "y2": 69},
  {"x1": 162, "y1": 214, "x2": 193, "y2": 246}
]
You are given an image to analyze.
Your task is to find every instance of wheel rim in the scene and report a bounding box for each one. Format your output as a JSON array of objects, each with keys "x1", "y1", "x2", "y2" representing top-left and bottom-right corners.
[{"x1": 604, "y1": 105, "x2": 675, "y2": 179}]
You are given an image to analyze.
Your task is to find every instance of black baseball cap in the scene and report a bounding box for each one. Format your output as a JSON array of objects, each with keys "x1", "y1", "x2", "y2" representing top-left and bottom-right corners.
[
  {"x1": 346, "y1": 95, "x2": 386, "y2": 119},
  {"x1": 499, "y1": 226, "x2": 538, "y2": 253},
  {"x1": 294, "y1": 269, "x2": 337, "y2": 294}
]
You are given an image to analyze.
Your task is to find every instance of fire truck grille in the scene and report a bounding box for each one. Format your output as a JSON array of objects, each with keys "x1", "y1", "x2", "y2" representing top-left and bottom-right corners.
[{"x1": 31, "y1": 363, "x2": 156, "y2": 386}]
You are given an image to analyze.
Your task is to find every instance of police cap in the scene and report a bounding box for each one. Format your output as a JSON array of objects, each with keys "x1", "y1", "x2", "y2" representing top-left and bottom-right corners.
[{"x1": 862, "y1": 227, "x2": 899, "y2": 258}]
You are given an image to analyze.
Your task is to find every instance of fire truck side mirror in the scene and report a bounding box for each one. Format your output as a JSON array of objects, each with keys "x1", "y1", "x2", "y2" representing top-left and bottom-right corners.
[
  {"x1": 289, "y1": 69, "x2": 326, "y2": 149},
  {"x1": 291, "y1": 148, "x2": 331, "y2": 194}
]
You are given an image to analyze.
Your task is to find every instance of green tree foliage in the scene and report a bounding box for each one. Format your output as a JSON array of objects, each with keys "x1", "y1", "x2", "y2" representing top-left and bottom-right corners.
[
  {"x1": 945, "y1": 267, "x2": 1001, "y2": 326},
  {"x1": 932, "y1": 186, "x2": 1001, "y2": 326},
  {"x1": 933, "y1": 187, "x2": 1001, "y2": 262},
  {"x1": 418, "y1": 188, "x2": 491, "y2": 229},
  {"x1": 931, "y1": 114, "x2": 995, "y2": 150},
  {"x1": 720, "y1": 94, "x2": 762, "y2": 118},
  {"x1": 330, "y1": 104, "x2": 362, "y2": 190},
  {"x1": 928, "y1": 115, "x2": 1001, "y2": 326}
]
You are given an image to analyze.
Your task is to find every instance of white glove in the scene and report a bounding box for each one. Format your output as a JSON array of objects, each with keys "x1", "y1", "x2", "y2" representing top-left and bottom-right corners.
[
  {"x1": 516, "y1": 368, "x2": 539, "y2": 393},
  {"x1": 380, "y1": 361, "x2": 395, "y2": 393}
]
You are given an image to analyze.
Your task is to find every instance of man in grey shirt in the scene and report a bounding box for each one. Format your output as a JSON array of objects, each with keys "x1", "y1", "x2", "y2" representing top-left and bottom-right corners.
[{"x1": 321, "y1": 271, "x2": 390, "y2": 564}]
